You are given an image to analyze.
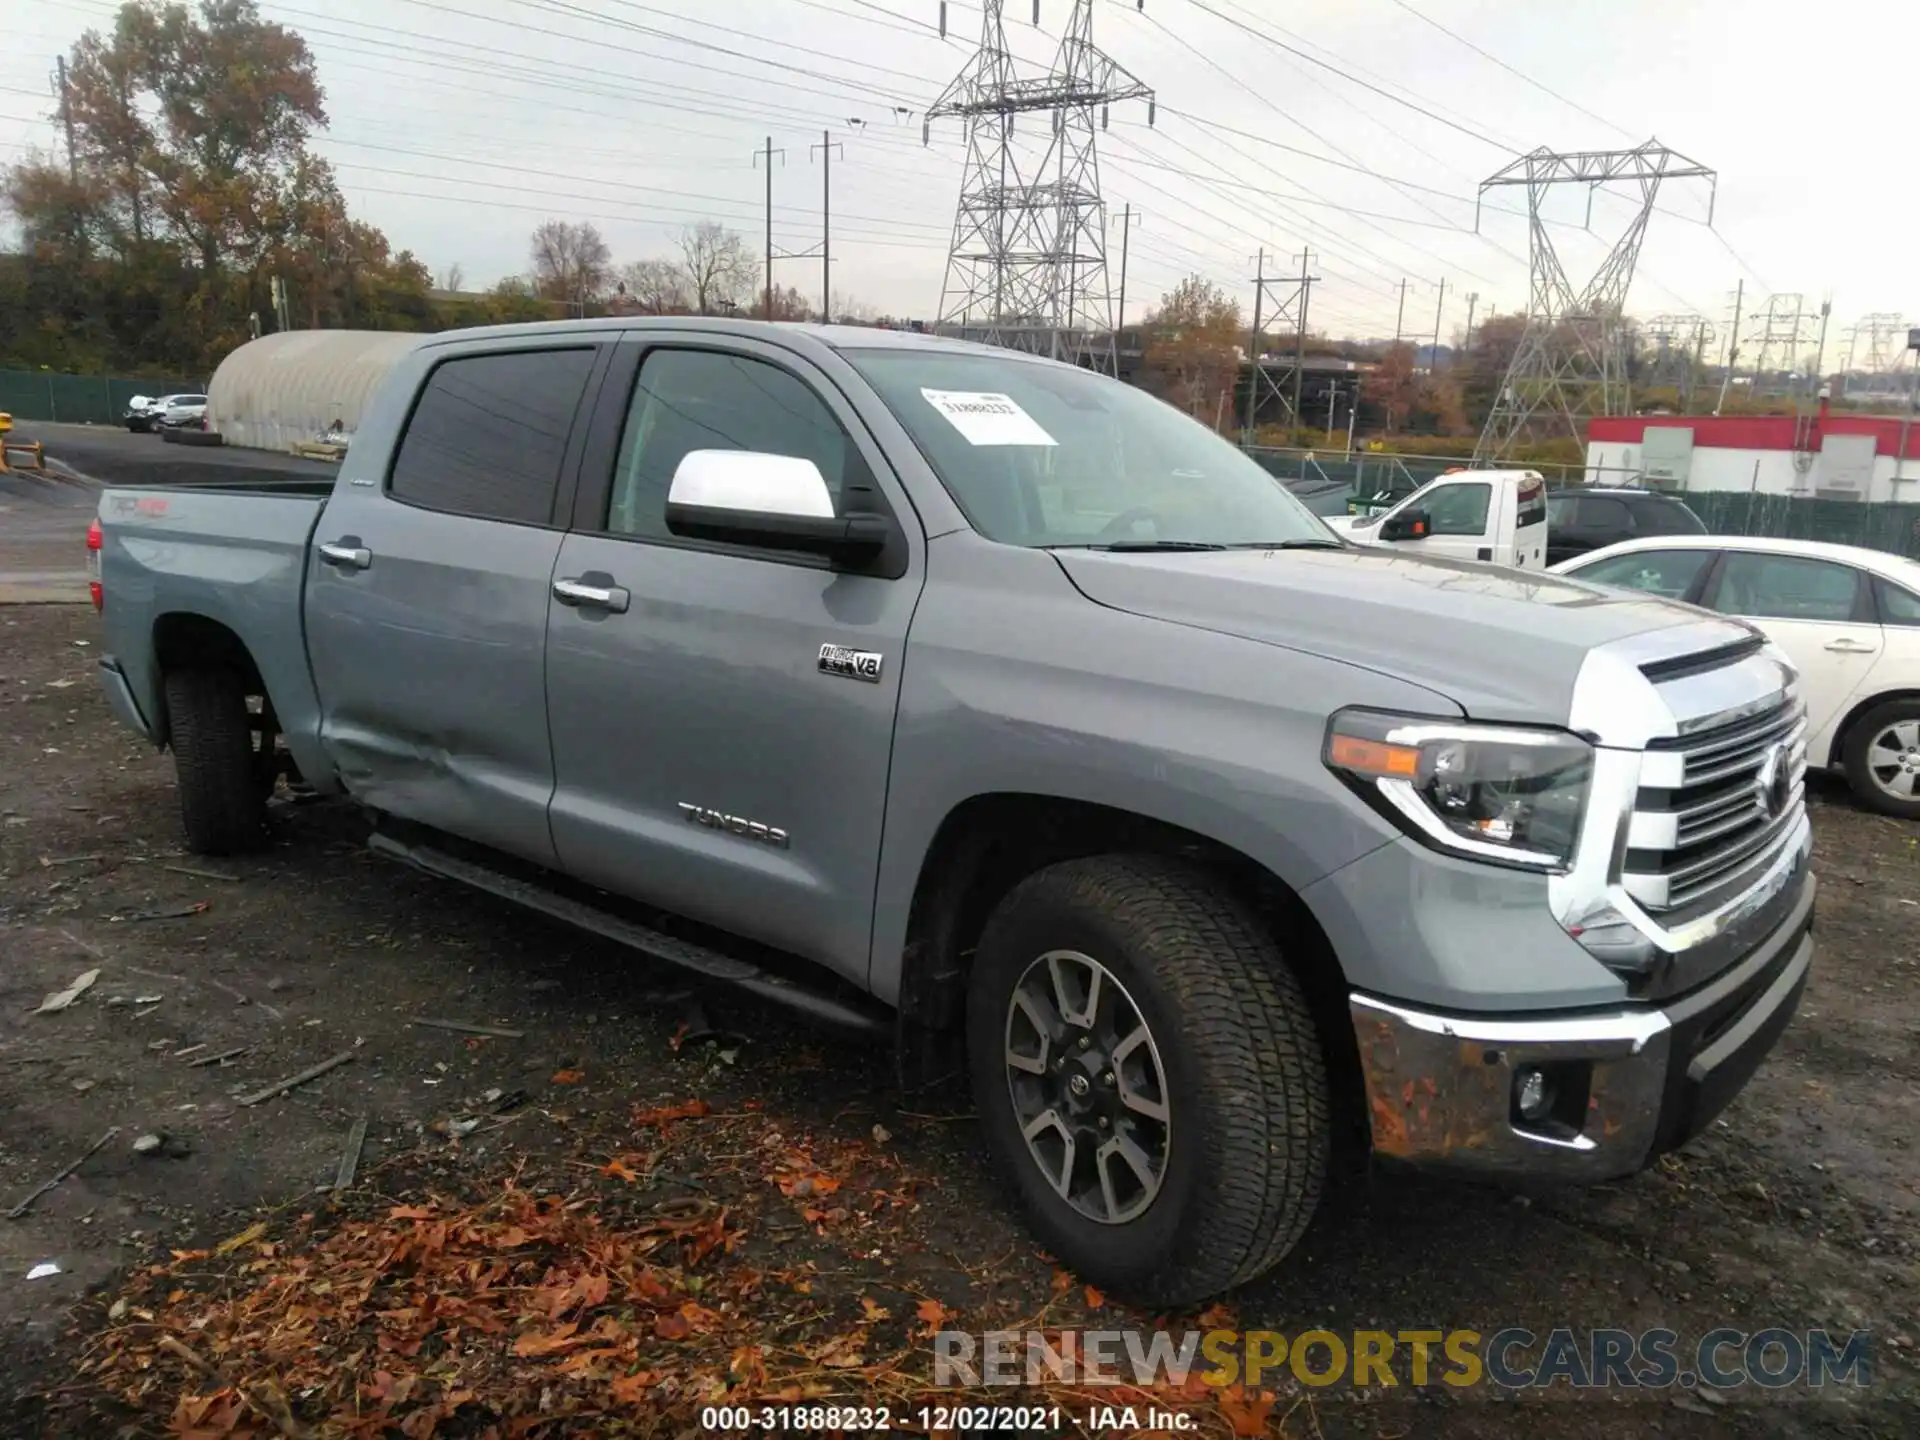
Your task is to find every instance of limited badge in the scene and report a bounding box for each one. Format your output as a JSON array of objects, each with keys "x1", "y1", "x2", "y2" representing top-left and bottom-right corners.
[{"x1": 818, "y1": 643, "x2": 883, "y2": 683}]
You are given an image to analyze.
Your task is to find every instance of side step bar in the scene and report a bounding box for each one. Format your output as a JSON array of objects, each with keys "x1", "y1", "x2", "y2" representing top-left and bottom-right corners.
[{"x1": 368, "y1": 831, "x2": 889, "y2": 1036}]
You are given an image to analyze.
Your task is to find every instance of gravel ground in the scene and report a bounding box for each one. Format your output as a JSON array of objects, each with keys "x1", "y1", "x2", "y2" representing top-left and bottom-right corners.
[{"x1": 1, "y1": 599, "x2": 1916, "y2": 1437}]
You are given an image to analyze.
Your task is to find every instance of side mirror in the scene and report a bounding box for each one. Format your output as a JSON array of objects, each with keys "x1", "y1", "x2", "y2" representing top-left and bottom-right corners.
[
  {"x1": 664, "y1": 449, "x2": 890, "y2": 565},
  {"x1": 1379, "y1": 508, "x2": 1430, "y2": 542}
]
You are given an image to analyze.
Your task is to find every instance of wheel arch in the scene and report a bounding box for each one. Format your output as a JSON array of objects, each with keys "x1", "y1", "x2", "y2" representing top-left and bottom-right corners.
[
  {"x1": 150, "y1": 612, "x2": 268, "y2": 747},
  {"x1": 1829, "y1": 687, "x2": 1920, "y2": 771},
  {"x1": 892, "y1": 791, "x2": 1365, "y2": 1149}
]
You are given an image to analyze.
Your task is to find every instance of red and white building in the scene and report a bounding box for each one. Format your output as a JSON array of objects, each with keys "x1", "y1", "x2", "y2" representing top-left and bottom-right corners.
[{"x1": 1585, "y1": 402, "x2": 1920, "y2": 504}]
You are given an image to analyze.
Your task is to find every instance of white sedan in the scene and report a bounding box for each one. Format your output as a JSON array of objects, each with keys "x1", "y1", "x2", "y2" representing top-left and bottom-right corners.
[{"x1": 1551, "y1": 534, "x2": 1920, "y2": 818}]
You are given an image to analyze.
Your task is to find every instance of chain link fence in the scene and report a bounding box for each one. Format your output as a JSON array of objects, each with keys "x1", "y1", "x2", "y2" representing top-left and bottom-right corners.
[{"x1": 0, "y1": 369, "x2": 205, "y2": 427}]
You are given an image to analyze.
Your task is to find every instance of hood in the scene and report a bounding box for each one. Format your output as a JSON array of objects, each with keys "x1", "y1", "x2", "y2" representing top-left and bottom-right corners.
[{"x1": 1053, "y1": 545, "x2": 1735, "y2": 726}]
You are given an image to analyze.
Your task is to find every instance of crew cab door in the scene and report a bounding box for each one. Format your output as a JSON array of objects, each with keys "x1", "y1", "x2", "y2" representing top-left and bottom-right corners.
[
  {"x1": 304, "y1": 341, "x2": 608, "y2": 866},
  {"x1": 541, "y1": 335, "x2": 924, "y2": 986}
]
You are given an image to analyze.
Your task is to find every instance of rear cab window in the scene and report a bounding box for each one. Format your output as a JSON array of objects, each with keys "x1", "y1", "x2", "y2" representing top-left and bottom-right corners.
[{"x1": 387, "y1": 348, "x2": 597, "y2": 524}]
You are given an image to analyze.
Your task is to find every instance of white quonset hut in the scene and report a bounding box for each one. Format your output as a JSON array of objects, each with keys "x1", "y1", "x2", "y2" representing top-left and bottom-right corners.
[{"x1": 206, "y1": 329, "x2": 424, "y2": 452}]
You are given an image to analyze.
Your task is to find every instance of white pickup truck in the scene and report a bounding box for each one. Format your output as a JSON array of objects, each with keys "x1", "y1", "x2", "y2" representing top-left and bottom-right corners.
[{"x1": 1325, "y1": 469, "x2": 1549, "y2": 569}]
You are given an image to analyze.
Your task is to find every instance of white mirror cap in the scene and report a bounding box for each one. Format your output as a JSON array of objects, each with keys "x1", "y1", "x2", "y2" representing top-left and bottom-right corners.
[{"x1": 667, "y1": 449, "x2": 834, "y2": 518}]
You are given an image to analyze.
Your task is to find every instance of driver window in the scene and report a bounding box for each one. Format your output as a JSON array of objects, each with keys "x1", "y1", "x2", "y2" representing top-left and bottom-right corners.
[
  {"x1": 1420, "y1": 482, "x2": 1492, "y2": 536},
  {"x1": 605, "y1": 348, "x2": 871, "y2": 540}
]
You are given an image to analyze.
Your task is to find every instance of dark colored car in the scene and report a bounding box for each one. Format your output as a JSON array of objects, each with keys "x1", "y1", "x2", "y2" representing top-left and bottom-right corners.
[{"x1": 1544, "y1": 486, "x2": 1705, "y2": 567}]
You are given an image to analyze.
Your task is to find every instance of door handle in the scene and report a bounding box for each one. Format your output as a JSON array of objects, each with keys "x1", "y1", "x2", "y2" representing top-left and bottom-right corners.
[
  {"x1": 1824, "y1": 638, "x2": 1876, "y2": 654},
  {"x1": 553, "y1": 577, "x2": 630, "y2": 614},
  {"x1": 318, "y1": 541, "x2": 371, "y2": 570}
]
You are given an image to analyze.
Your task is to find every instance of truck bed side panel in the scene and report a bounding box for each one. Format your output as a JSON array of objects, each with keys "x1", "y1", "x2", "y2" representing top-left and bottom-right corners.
[{"x1": 98, "y1": 486, "x2": 332, "y2": 788}]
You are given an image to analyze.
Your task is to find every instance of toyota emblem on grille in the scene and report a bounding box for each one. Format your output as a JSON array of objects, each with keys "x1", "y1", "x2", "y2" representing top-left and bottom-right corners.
[{"x1": 1752, "y1": 742, "x2": 1792, "y2": 819}]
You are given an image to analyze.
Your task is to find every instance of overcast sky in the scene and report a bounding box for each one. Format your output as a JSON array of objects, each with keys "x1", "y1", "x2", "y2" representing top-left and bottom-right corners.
[{"x1": 5, "y1": 0, "x2": 1916, "y2": 358}]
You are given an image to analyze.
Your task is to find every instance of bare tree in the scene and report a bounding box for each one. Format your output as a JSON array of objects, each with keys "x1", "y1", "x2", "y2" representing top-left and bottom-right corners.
[
  {"x1": 830, "y1": 291, "x2": 881, "y2": 325},
  {"x1": 677, "y1": 220, "x2": 752, "y2": 315},
  {"x1": 618, "y1": 257, "x2": 688, "y2": 314},
  {"x1": 529, "y1": 219, "x2": 612, "y2": 314},
  {"x1": 437, "y1": 262, "x2": 465, "y2": 293},
  {"x1": 753, "y1": 282, "x2": 812, "y2": 322}
]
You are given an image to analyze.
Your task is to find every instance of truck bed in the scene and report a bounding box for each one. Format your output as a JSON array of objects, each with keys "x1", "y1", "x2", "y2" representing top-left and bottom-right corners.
[{"x1": 96, "y1": 482, "x2": 332, "y2": 784}]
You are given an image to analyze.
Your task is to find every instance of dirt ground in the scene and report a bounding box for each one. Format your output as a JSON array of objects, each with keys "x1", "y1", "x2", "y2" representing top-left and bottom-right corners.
[{"x1": 2, "y1": 599, "x2": 1916, "y2": 1438}]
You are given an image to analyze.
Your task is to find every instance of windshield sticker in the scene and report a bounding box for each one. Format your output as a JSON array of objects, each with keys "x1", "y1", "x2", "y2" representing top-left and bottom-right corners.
[{"x1": 920, "y1": 389, "x2": 1058, "y2": 447}]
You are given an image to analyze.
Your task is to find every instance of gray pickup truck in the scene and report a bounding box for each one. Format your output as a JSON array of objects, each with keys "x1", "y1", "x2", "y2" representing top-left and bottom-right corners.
[{"x1": 91, "y1": 319, "x2": 1815, "y2": 1305}]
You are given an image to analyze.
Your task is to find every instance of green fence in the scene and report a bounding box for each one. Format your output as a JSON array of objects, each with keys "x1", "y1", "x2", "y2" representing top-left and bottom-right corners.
[{"x1": 0, "y1": 369, "x2": 205, "y2": 427}]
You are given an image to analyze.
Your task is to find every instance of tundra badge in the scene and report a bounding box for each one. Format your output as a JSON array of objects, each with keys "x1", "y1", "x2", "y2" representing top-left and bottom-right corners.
[{"x1": 818, "y1": 643, "x2": 883, "y2": 683}]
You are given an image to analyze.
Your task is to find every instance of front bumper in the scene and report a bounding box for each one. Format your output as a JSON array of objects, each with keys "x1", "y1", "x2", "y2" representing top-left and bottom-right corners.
[{"x1": 1350, "y1": 870, "x2": 1814, "y2": 1182}]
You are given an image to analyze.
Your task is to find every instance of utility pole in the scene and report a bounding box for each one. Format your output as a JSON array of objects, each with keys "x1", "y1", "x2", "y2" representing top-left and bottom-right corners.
[
  {"x1": 1811, "y1": 296, "x2": 1832, "y2": 398},
  {"x1": 1429, "y1": 278, "x2": 1448, "y2": 374},
  {"x1": 56, "y1": 57, "x2": 83, "y2": 259},
  {"x1": 1292, "y1": 247, "x2": 1318, "y2": 427},
  {"x1": 1245, "y1": 248, "x2": 1266, "y2": 436},
  {"x1": 1462, "y1": 291, "x2": 1480, "y2": 357},
  {"x1": 810, "y1": 130, "x2": 843, "y2": 323},
  {"x1": 1392, "y1": 278, "x2": 1409, "y2": 348},
  {"x1": 1715, "y1": 279, "x2": 1744, "y2": 415},
  {"x1": 1114, "y1": 205, "x2": 1134, "y2": 334},
  {"x1": 752, "y1": 137, "x2": 785, "y2": 319}
]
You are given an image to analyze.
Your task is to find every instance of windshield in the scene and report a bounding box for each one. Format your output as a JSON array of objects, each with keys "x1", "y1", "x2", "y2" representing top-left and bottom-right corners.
[{"x1": 843, "y1": 348, "x2": 1334, "y2": 549}]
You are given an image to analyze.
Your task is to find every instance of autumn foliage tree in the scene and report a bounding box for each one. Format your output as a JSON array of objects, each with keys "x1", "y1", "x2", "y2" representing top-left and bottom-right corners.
[
  {"x1": 0, "y1": 0, "x2": 431, "y2": 373},
  {"x1": 1139, "y1": 275, "x2": 1243, "y2": 429}
]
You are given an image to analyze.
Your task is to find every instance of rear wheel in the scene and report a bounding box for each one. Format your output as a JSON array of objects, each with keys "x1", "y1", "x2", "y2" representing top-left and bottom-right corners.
[
  {"x1": 164, "y1": 668, "x2": 270, "y2": 854},
  {"x1": 966, "y1": 854, "x2": 1330, "y2": 1307},
  {"x1": 1842, "y1": 699, "x2": 1920, "y2": 819}
]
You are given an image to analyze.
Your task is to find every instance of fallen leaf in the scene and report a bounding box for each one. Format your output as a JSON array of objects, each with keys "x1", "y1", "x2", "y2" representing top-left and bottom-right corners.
[
  {"x1": 388, "y1": 1206, "x2": 436, "y2": 1221},
  {"x1": 512, "y1": 1321, "x2": 580, "y2": 1358},
  {"x1": 214, "y1": 1221, "x2": 269, "y2": 1256},
  {"x1": 1084, "y1": 1284, "x2": 1106, "y2": 1309},
  {"x1": 1050, "y1": 1268, "x2": 1074, "y2": 1294},
  {"x1": 915, "y1": 1298, "x2": 949, "y2": 1335},
  {"x1": 860, "y1": 1296, "x2": 891, "y2": 1322},
  {"x1": 668, "y1": 1022, "x2": 690, "y2": 1051},
  {"x1": 814, "y1": 1329, "x2": 868, "y2": 1369},
  {"x1": 609, "y1": 1370, "x2": 658, "y2": 1405},
  {"x1": 633, "y1": 1099, "x2": 710, "y2": 1129},
  {"x1": 551, "y1": 1069, "x2": 585, "y2": 1085},
  {"x1": 602, "y1": 1156, "x2": 642, "y2": 1184},
  {"x1": 654, "y1": 1311, "x2": 692, "y2": 1341},
  {"x1": 1219, "y1": 1387, "x2": 1277, "y2": 1437}
]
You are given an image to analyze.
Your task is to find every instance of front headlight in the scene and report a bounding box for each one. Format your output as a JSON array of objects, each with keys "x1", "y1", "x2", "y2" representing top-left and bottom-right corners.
[{"x1": 1324, "y1": 709, "x2": 1592, "y2": 870}]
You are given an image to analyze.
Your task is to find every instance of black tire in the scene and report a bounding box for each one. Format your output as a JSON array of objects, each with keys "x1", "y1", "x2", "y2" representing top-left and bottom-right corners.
[
  {"x1": 966, "y1": 854, "x2": 1330, "y2": 1307},
  {"x1": 164, "y1": 668, "x2": 268, "y2": 855},
  {"x1": 1841, "y1": 698, "x2": 1920, "y2": 820}
]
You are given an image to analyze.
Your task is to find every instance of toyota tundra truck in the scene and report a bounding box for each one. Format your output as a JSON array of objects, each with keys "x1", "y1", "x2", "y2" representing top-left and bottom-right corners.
[{"x1": 89, "y1": 318, "x2": 1815, "y2": 1305}]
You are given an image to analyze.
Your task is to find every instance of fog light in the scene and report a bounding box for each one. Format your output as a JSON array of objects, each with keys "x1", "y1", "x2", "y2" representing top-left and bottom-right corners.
[{"x1": 1516, "y1": 1067, "x2": 1553, "y2": 1121}]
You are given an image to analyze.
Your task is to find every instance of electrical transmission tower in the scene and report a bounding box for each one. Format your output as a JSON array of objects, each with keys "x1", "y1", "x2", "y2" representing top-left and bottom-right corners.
[
  {"x1": 1643, "y1": 313, "x2": 1715, "y2": 412},
  {"x1": 1745, "y1": 294, "x2": 1812, "y2": 397},
  {"x1": 925, "y1": 0, "x2": 1152, "y2": 372},
  {"x1": 1842, "y1": 312, "x2": 1907, "y2": 401},
  {"x1": 1471, "y1": 141, "x2": 1716, "y2": 464}
]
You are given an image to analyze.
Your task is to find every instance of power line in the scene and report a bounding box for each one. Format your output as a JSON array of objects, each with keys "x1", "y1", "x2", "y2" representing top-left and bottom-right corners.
[{"x1": 1381, "y1": 0, "x2": 1637, "y2": 143}]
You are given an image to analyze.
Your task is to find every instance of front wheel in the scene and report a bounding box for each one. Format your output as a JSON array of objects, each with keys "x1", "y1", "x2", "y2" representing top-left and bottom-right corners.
[
  {"x1": 966, "y1": 854, "x2": 1330, "y2": 1307},
  {"x1": 1842, "y1": 699, "x2": 1920, "y2": 819}
]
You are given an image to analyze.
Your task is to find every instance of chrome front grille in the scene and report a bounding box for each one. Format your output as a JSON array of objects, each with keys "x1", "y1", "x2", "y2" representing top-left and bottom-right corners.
[{"x1": 1623, "y1": 698, "x2": 1808, "y2": 914}]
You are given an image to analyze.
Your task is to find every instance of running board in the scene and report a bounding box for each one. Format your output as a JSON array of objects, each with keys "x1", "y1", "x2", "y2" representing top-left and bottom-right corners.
[{"x1": 367, "y1": 831, "x2": 888, "y2": 1035}]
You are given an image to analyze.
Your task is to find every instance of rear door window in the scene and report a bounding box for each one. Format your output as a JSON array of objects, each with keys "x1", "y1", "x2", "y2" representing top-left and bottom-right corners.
[
  {"x1": 1569, "y1": 548, "x2": 1715, "y2": 601},
  {"x1": 387, "y1": 348, "x2": 597, "y2": 525},
  {"x1": 1707, "y1": 552, "x2": 1865, "y2": 622},
  {"x1": 1633, "y1": 497, "x2": 1707, "y2": 535}
]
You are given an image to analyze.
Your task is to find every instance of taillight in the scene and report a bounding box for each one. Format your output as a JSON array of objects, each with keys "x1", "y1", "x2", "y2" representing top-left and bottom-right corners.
[{"x1": 86, "y1": 518, "x2": 103, "y2": 611}]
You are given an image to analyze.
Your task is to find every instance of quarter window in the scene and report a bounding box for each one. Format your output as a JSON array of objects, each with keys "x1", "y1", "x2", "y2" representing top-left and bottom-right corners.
[
  {"x1": 387, "y1": 348, "x2": 596, "y2": 524},
  {"x1": 1710, "y1": 552, "x2": 1861, "y2": 622},
  {"x1": 1876, "y1": 577, "x2": 1920, "y2": 627},
  {"x1": 604, "y1": 349, "x2": 871, "y2": 540}
]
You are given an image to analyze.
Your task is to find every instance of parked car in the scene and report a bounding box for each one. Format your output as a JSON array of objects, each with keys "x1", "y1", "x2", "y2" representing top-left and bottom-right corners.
[
  {"x1": 123, "y1": 394, "x2": 166, "y2": 432},
  {"x1": 1551, "y1": 534, "x2": 1920, "y2": 818},
  {"x1": 1323, "y1": 468, "x2": 1548, "y2": 567},
  {"x1": 89, "y1": 319, "x2": 1815, "y2": 1304},
  {"x1": 1543, "y1": 485, "x2": 1706, "y2": 567},
  {"x1": 155, "y1": 394, "x2": 209, "y2": 431}
]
